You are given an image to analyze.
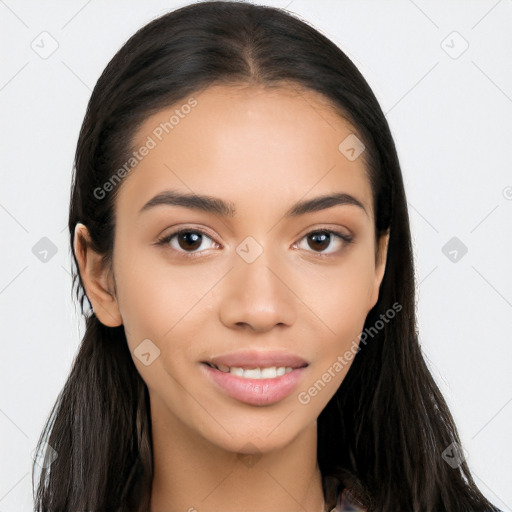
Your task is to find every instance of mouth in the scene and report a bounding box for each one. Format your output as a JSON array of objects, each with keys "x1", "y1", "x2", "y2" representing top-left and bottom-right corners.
[
  {"x1": 201, "y1": 349, "x2": 309, "y2": 375},
  {"x1": 202, "y1": 361, "x2": 308, "y2": 379},
  {"x1": 199, "y1": 350, "x2": 309, "y2": 406}
]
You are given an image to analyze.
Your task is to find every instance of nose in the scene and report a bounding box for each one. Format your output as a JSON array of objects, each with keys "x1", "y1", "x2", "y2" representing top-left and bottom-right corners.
[{"x1": 218, "y1": 248, "x2": 297, "y2": 333}]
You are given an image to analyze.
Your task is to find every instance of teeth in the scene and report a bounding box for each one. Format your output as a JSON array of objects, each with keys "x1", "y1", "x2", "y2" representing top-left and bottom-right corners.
[
  {"x1": 227, "y1": 366, "x2": 293, "y2": 379},
  {"x1": 206, "y1": 362, "x2": 295, "y2": 378}
]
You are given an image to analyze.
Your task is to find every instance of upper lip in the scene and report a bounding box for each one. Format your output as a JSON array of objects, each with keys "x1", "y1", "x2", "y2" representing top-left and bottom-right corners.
[{"x1": 202, "y1": 350, "x2": 309, "y2": 369}]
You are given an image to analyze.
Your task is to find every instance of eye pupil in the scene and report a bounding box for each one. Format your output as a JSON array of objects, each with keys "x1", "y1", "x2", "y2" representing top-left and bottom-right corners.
[
  {"x1": 308, "y1": 232, "x2": 330, "y2": 251},
  {"x1": 178, "y1": 232, "x2": 202, "y2": 251}
]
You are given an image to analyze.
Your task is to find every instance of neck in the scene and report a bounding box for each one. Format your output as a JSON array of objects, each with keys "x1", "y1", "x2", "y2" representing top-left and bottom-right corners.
[{"x1": 148, "y1": 397, "x2": 328, "y2": 512}]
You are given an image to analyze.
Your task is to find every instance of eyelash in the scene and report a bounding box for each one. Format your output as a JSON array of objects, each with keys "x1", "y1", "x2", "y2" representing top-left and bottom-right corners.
[{"x1": 155, "y1": 227, "x2": 354, "y2": 258}]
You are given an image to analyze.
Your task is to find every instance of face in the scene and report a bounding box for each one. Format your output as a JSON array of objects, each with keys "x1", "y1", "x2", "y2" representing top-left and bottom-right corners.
[{"x1": 77, "y1": 83, "x2": 388, "y2": 455}]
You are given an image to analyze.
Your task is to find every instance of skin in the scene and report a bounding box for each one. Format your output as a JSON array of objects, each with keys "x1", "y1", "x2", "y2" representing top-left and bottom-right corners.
[{"x1": 74, "y1": 83, "x2": 389, "y2": 512}]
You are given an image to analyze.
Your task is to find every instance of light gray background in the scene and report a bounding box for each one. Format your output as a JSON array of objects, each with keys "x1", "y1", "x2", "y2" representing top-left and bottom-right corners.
[{"x1": 1, "y1": 0, "x2": 511, "y2": 510}]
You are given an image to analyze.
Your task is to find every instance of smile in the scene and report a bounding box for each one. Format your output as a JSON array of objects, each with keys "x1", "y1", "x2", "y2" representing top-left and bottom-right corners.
[
  {"x1": 201, "y1": 362, "x2": 307, "y2": 406},
  {"x1": 204, "y1": 362, "x2": 294, "y2": 379}
]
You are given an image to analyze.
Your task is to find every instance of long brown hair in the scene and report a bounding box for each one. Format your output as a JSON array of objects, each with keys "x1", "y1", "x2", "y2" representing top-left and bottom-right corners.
[{"x1": 32, "y1": 2, "x2": 499, "y2": 510}]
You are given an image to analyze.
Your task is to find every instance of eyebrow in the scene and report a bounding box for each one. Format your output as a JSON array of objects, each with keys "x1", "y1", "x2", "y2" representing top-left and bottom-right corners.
[{"x1": 138, "y1": 190, "x2": 368, "y2": 218}]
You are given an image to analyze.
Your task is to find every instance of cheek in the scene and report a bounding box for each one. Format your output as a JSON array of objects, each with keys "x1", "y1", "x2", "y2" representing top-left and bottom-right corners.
[
  {"x1": 294, "y1": 253, "x2": 376, "y2": 401},
  {"x1": 113, "y1": 243, "x2": 223, "y2": 351},
  {"x1": 112, "y1": 249, "x2": 210, "y2": 394},
  {"x1": 295, "y1": 250, "x2": 376, "y2": 342},
  {"x1": 330, "y1": 268, "x2": 374, "y2": 340}
]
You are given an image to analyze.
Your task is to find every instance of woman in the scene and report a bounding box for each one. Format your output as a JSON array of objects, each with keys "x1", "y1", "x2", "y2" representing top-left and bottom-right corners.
[{"x1": 32, "y1": 1, "x2": 500, "y2": 511}]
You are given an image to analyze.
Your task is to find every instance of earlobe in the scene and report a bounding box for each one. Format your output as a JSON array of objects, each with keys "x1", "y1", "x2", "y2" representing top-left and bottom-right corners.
[
  {"x1": 368, "y1": 230, "x2": 390, "y2": 310},
  {"x1": 73, "y1": 223, "x2": 123, "y2": 327}
]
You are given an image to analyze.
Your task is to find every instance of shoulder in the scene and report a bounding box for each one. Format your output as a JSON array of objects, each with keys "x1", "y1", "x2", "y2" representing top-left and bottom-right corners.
[
  {"x1": 330, "y1": 490, "x2": 504, "y2": 512},
  {"x1": 331, "y1": 488, "x2": 366, "y2": 512}
]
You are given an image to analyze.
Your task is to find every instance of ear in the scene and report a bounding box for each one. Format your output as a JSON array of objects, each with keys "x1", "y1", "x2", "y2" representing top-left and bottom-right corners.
[
  {"x1": 368, "y1": 229, "x2": 390, "y2": 310},
  {"x1": 73, "y1": 223, "x2": 123, "y2": 327}
]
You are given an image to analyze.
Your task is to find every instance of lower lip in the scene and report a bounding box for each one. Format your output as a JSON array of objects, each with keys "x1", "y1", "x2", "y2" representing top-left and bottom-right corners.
[{"x1": 200, "y1": 363, "x2": 307, "y2": 406}]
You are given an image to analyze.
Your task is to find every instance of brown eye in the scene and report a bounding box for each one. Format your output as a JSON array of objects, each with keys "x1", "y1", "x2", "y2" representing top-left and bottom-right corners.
[
  {"x1": 296, "y1": 229, "x2": 353, "y2": 255},
  {"x1": 157, "y1": 229, "x2": 218, "y2": 254},
  {"x1": 307, "y1": 232, "x2": 331, "y2": 252},
  {"x1": 177, "y1": 231, "x2": 202, "y2": 251}
]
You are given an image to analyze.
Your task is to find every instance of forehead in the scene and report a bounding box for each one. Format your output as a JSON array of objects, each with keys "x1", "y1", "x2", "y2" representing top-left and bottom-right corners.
[{"x1": 117, "y1": 83, "x2": 373, "y2": 221}]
